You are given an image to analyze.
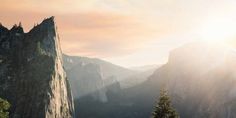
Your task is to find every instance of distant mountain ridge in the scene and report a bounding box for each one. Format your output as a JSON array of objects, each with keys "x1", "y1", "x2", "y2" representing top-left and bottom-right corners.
[
  {"x1": 63, "y1": 54, "x2": 129, "y2": 101},
  {"x1": 63, "y1": 54, "x2": 136, "y2": 80},
  {"x1": 130, "y1": 64, "x2": 160, "y2": 72}
]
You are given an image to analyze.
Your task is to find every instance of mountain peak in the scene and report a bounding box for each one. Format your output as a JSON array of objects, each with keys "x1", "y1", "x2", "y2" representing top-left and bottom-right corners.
[
  {"x1": 41, "y1": 16, "x2": 55, "y2": 25},
  {"x1": 28, "y1": 16, "x2": 56, "y2": 34},
  {"x1": 10, "y1": 23, "x2": 24, "y2": 33},
  {"x1": 0, "y1": 23, "x2": 8, "y2": 33}
]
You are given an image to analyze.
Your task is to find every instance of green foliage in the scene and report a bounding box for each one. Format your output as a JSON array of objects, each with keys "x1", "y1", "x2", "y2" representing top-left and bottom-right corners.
[
  {"x1": 152, "y1": 89, "x2": 179, "y2": 118},
  {"x1": 0, "y1": 98, "x2": 10, "y2": 118}
]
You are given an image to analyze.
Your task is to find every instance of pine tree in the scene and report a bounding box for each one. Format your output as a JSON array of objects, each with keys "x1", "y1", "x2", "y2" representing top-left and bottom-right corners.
[
  {"x1": 0, "y1": 97, "x2": 10, "y2": 118},
  {"x1": 152, "y1": 89, "x2": 179, "y2": 118}
]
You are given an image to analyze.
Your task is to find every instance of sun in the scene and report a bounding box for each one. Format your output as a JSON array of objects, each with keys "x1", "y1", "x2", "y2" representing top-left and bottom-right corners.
[{"x1": 199, "y1": 16, "x2": 236, "y2": 44}]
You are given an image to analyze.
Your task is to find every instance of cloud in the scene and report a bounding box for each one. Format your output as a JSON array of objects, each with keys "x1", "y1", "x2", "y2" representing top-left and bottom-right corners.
[
  {"x1": 0, "y1": 8, "x2": 159, "y2": 57},
  {"x1": 58, "y1": 12, "x2": 159, "y2": 57}
]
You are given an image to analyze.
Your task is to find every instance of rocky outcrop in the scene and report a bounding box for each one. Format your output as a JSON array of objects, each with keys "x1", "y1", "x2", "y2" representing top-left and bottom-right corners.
[{"x1": 0, "y1": 17, "x2": 74, "y2": 118}]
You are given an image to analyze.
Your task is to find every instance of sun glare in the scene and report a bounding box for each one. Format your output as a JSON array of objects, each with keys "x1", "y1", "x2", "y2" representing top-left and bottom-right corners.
[{"x1": 199, "y1": 16, "x2": 236, "y2": 44}]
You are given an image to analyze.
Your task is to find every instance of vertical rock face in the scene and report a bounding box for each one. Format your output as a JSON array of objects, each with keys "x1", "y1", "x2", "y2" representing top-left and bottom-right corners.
[
  {"x1": 145, "y1": 43, "x2": 236, "y2": 118},
  {"x1": 0, "y1": 17, "x2": 74, "y2": 118}
]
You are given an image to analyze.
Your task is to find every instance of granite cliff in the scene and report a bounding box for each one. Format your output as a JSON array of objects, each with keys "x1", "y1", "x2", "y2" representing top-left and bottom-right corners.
[{"x1": 0, "y1": 17, "x2": 74, "y2": 118}]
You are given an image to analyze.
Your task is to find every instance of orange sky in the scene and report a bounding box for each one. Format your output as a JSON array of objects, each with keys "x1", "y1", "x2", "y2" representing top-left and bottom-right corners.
[{"x1": 1, "y1": 0, "x2": 236, "y2": 67}]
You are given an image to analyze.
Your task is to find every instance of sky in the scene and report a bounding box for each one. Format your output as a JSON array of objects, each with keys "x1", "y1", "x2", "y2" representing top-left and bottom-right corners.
[{"x1": 1, "y1": 0, "x2": 236, "y2": 67}]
